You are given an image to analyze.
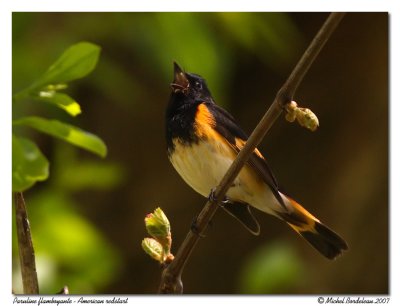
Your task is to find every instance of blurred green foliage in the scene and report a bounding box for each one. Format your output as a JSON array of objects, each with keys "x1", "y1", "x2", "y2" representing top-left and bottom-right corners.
[
  {"x1": 12, "y1": 12, "x2": 388, "y2": 294},
  {"x1": 12, "y1": 42, "x2": 106, "y2": 192},
  {"x1": 238, "y1": 241, "x2": 303, "y2": 293},
  {"x1": 12, "y1": 13, "x2": 302, "y2": 108},
  {"x1": 13, "y1": 190, "x2": 121, "y2": 293},
  {"x1": 12, "y1": 41, "x2": 116, "y2": 293},
  {"x1": 12, "y1": 143, "x2": 123, "y2": 293}
]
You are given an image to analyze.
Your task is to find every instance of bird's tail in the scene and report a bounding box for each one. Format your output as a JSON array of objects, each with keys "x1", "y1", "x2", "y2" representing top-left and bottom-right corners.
[{"x1": 277, "y1": 194, "x2": 348, "y2": 260}]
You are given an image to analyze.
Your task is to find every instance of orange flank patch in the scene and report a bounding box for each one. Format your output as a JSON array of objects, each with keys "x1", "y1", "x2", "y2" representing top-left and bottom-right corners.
[
  {"x1": 194, "y1": 104, "x2": 217, "y2": 138},
  {"x1": 234, "y1": 137, "x2": 264, "y2": 159},
  {"x1": 193, "y1": 104, "x2": 236, "y2": 159}
]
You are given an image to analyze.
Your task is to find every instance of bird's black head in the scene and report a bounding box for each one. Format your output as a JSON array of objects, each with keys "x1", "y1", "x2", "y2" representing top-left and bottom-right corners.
[{"x1": 170, "y1": 62, "x2": 213, "y2": 103}]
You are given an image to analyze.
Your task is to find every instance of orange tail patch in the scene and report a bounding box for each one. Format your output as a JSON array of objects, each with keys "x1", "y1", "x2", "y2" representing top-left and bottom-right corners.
[{"x1": 279, "y1": 197, "x2": 348, "y2": 260}]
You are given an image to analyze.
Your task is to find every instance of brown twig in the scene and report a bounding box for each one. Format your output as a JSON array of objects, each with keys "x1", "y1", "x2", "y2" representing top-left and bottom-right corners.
[
  {"x1": 158, "y1": 12, "x2": 346, "y2": 294},
  {"x1": 14, "y1": 192, "x2": 39, "y2": 294}
]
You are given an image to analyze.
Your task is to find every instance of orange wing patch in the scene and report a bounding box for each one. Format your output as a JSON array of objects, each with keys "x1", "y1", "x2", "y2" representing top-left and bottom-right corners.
[
  {"x1": 234, "y1": 137, "x2": 264, "y2": 159},
  {"x1": 195, "y1": 103, "x2": 263, "y2": 161}
]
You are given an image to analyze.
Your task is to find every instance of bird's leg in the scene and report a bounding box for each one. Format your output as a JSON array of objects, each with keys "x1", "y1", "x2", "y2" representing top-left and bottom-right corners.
[
  {"x1": 191, "y1": 187, "x2": 232, "y2": 237},
  {"x1": 191, "y1": 187, "x2": 229, "y2": 237}
]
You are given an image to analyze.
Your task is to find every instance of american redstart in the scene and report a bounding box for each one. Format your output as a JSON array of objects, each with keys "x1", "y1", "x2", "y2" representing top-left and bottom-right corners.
[{"x1": 166, "y1": 62, "x2": 348, "y2": 259}]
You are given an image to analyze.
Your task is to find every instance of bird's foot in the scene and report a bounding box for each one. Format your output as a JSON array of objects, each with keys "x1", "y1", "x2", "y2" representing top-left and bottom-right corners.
[{"x1": 208, "y1": 187, "x2": 229, "y2": 207}]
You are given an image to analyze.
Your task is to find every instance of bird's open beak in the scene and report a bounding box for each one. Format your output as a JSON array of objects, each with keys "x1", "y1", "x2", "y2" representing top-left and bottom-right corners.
[{"x1": 171, "y1": 62, "x2": 189, "y2": 93}]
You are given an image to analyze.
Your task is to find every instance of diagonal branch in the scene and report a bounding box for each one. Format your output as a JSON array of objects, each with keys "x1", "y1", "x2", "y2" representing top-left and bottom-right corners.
[
  {"x1": 158, "y1": 12, "x2": 346, "y2": 294},
  {"x1": 14, "y1": 192, "x2": 39, "y2": 294}
]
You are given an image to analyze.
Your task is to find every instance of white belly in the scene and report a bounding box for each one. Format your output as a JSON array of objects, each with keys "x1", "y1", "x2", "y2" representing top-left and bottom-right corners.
[{"x1": 169, "y1": 138, "x2": 281, "y2": 215}]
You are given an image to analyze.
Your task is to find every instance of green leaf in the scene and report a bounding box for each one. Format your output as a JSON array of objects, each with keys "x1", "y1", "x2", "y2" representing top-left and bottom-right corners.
[
  {"x1": 36, "y1": 91, "x2": 82, "y2": 116},
  {"x1": 142, "y1": 238, "x2": 164, "y2": 263},
  {"x1": 12, "y1": 134, "x2": 49, "y2": 192},
  {"x1": 13, "y1": 116, "x2": 107, "y2": 158},
  {"x1": 34, "y1": 42, "x2": 101, "y2": 88}
]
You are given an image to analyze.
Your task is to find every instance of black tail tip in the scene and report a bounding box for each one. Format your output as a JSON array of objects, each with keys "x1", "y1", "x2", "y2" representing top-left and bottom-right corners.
[{"x1": 300, "y1": 222, "x2": 348, "y2": 260}]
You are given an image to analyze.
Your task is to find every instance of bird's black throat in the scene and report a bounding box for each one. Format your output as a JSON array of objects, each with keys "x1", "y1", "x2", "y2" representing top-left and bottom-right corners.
[{"x1": 165, "y1": 93, "x2": 202, "y2": 153}]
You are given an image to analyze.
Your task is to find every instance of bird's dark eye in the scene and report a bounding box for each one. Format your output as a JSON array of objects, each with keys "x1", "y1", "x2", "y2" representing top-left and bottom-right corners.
[{"x1": 195, "y1": 81, "x2": 202, "y2": 90}]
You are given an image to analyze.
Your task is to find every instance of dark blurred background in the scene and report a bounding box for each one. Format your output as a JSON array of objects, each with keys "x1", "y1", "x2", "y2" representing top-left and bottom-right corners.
[{"x1": 12, "y1": 12, "x2": 388, "y2": 294}]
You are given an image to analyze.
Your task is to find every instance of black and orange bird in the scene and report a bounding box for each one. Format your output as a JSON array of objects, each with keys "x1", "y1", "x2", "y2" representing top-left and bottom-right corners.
[{"x1": 166, "y1": 62, "x2": 348, "y2": 259}]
